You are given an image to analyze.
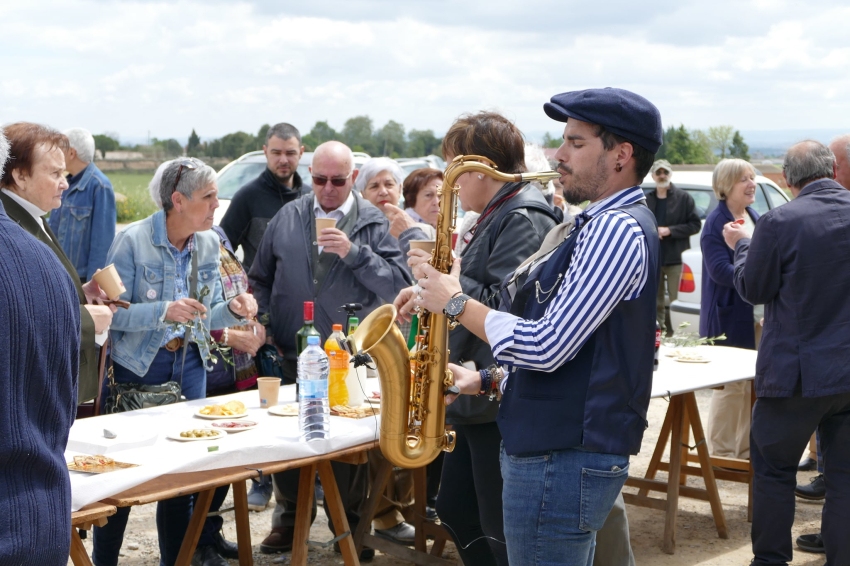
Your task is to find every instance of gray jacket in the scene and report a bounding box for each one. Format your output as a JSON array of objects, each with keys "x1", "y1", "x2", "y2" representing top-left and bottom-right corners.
[{"x1": 249, "y1": 193, "x2": 412, "y2": 360}]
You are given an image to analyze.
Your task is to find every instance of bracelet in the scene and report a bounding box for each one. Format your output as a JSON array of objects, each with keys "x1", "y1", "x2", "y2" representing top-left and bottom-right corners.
[
  {"x1": 478, "y1": 369, "x2": 491, "y2": 396},
  {"x1": 487, "y1": 365, "x2": 504, "y2": 402},
  {"x1": 221, "y1": 328, "x2": 229, "y2": 346}
]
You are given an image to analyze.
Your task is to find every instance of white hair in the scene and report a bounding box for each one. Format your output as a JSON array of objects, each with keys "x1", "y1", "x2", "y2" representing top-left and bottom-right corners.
[
  {"x1": 831, "y1": 134, "x2": 850, "y2": 162},
  {"x1": 159, "y1": 157, "x2": 217, "y2": 212},
  {"x1": 354, "y1": 157, "x2": 405, "y2": 194},
  {"x1": 0, "y1": 129, "x2": 9, "y2": 178},
  {"x1": 64, "y1": 128, "x2": 96, "y2": 164},
  {"x1": 524, "y1": 143, "x2": 554, "y2": 195},
  {"x1": 148, "y1": 159, "x2": 174, "y2": 209}
]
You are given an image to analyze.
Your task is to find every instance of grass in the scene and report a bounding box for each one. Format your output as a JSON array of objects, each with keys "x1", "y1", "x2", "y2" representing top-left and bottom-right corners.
[{"x1": 105, "y1": 171, "x2": 159, "y2": 223}]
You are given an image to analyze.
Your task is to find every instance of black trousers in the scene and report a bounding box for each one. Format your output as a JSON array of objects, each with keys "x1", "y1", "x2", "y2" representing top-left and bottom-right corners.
[
  {"x1": 751, "y1": 392, "x2": 850, "y2": 565},
  {"x1": 436, "y1": 422, "x2": 509, "y2": 566}
]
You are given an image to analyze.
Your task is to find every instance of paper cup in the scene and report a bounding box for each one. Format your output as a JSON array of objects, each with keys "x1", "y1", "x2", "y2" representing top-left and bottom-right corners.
[
  {"x1": 92, "y1": 264, "x2": 126, "y2": 300},
  {"x1": 316, "y1": 218, "x2": 337, "y2": 233},
  {"x1": 258, "y1": 377, "x2": 281, "y2": 409},
  {"x1": 409, "y1": 240, "x2": 436, "y2": 253}
]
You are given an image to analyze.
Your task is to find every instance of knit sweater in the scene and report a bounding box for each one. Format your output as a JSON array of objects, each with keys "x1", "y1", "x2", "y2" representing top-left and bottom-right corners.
[{"x1": 0, "y1": 201, "x2": 80, "y2": 565}]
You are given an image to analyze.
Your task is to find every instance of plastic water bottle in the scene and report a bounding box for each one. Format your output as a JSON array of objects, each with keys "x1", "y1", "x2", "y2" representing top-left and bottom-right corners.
[{"x1": 298, "y1": 335, "x2": 330, "y2": 442}]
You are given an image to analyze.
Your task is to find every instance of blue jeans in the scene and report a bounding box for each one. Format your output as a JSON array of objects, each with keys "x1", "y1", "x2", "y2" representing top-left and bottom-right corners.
[
  {"x1": 500, "y1": 445, "x2": 629, "y2": 566},
  {"x1": 94, "y1": 345, "x2": 209, "y2": 566}
]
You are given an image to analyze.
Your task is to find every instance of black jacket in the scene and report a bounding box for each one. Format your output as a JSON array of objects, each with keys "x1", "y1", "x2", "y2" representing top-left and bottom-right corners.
[
  {"x1": 220, "y1": 169, "x2": 309, "y2": 270},
  {"x1": 644, "y1": 183, "x2": 701, "y2": 265}
]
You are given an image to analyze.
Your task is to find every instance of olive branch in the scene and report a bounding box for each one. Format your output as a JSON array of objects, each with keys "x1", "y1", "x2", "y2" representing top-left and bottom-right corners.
[
  {"x1": 663, "y1": 322, "x2": 727, "y2": 348},
  {"x1": 168, "y1": 284, "x2": 234, "y2": 368}
]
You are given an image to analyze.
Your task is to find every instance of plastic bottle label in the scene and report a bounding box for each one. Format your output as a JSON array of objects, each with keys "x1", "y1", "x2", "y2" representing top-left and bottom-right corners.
[{"x1": 300, "y1": 379, "x2": 328, "y2": 399}]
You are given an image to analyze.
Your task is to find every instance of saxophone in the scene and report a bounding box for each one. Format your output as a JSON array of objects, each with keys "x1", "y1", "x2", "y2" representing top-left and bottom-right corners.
[{"x1": 349, "y1": 155, "x2": 561, "y2": 468}]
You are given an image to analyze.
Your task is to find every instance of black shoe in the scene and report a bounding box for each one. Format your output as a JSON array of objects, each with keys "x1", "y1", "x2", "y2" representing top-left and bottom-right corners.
[
  {"x1": 795, "y1": 474, "x2": 826, "y2": 500},
  {"x1": 375, "y1": 522, "x2": 416, "y2": 545},
  {"x1": 798, "y1": 457, "x2": 818, "y2": 472},
  {"x1": 192, "y1": 544, "x2": 228, "y2": 566},
  {"x1": 796, "y1": 532, "x2": 825, "y2": 553},
  {"x1": 333, "y1": 541, "x2": 375, "y2": 561},
  {"x1": 425, "y1": 506, "x2": 438, "y2": 521},
  {"x1": 260, "y1": 527, "x2": 294, "y2": 554},
  {"x1": 211, "y1": 529, "x2": 239, "y2": 560}
]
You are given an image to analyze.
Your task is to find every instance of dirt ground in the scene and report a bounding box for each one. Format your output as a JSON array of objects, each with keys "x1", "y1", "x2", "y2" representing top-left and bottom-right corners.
[{"x1": 70, "y1": 389, "x2": 824, "y2": 565}]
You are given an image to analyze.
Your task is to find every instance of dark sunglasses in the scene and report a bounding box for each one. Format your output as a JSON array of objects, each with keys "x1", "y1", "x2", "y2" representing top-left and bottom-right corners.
[
  {"x1": 654, "y1": 169, "x2": 669, "y2": 176},
  {"x1": 172, "y1": 158, "x2": 198, "y2": 194},
  {"x1": 312, "y1": 172, "x2": 352, "y2": 187}
]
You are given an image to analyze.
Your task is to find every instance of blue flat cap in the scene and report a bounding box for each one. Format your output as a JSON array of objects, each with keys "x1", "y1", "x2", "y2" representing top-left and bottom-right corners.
[{"x1": 544, "y1": 88, "x2": 663, "y2": 154}]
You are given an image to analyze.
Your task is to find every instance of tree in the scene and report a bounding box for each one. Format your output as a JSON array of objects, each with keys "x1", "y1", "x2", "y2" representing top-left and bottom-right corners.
[
  {"x1": 93, "y1": 134, "x2": 120, "y2": 154},
  {"x1": 341, "y1": 116, "x2": 374, "y2": 154},
  {"x1": 406, "y1": 129, "x2": 441, "y2": 157},
  {"x1": 375, "y1": 120, "x2": 406, "y2": 157},
  {"x1": 658, "y1": 125, "x2": 704, "y2": 164},
  {"x1": 707, "y1": 125, "x2": 735, "y2": 159},
  {"x1": 151, "y1": 138, "x2": 183, "y2": 158},
  {"x1": 302, "y1": 121, "x2": 338, "y2": 151},
  {"x1": 205, "y1": 131, "x2": 259, "y2": 159},
  {"x1": 187, "y1": 129, "x2": 201, "y2": 156},
  {"x1": 729, "y1": 130, "x2": 750, "y2": 161},
  {"x1": 256, "y1": 124, "x2": 270, "y2": 145},
  {"x1": 542, "y1": 132, "x2": 562, "y2": 149}
]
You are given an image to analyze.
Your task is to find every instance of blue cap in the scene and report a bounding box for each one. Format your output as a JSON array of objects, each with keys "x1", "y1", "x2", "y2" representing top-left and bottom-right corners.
[
  {"x1": 307, "y1": 336, "x2": 320, "y2": 346},
  {"x1": 543, "y1": 87, "x2": 663, "y2": 154}
]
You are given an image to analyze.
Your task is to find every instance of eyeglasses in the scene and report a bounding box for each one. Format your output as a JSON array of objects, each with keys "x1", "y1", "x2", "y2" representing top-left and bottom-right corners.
[
  {"x1": 654, "y1": 169, "x2": 669, "y2": 176},
  {"x1": 172, "y1": 158, "x2": 197, "y2": 194},
  {"x1": 312, "y1": 172, "x2": 352, "y2": 187}
]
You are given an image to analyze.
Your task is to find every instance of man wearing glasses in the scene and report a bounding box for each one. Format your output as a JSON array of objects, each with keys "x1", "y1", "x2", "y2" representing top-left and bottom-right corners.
[
  {"x1": 249, "y1": 140, "x2": 411, "y2": 558},
  {"x1": 220, "y1": 122, "x2": 309, "y2": 271}
]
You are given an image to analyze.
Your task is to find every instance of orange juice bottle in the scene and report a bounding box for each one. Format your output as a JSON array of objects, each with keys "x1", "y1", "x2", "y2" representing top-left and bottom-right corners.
[{"x1": 325, "y1": 324, "x2": 350, "y2": 407}]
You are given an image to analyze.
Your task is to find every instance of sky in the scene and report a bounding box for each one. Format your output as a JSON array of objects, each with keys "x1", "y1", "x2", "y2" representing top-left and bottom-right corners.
[{"x1": 2, "y1": 0, "x2": 849, "y2": 147}]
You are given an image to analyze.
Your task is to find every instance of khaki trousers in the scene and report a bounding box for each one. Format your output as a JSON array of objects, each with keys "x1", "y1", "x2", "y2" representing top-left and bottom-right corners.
[{"x1": 656, "y1": 264, "x2": 682, "y2": 334}]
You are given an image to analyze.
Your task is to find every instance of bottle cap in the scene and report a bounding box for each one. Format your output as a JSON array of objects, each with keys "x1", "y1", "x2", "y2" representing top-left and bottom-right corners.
[
  {"x1": 332, "y1": 323, "x2": 343, "y2": 332},
  {"x1": 303, "y1": 301, "x2": 314, "y2": 321},
  {"x1": 307, "y1": 335, "x2": 320, "y2": 346}
]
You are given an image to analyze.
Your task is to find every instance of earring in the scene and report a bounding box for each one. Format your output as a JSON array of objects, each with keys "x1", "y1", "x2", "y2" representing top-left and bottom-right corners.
[{"x1": 615, "y1": 163, "x2": 623, "y2": 172}]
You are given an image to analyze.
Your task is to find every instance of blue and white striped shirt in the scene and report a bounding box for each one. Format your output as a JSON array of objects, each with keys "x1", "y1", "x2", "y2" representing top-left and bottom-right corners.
[{"x1": 485, "y1": 186, "x2": 650, "y2": 376}]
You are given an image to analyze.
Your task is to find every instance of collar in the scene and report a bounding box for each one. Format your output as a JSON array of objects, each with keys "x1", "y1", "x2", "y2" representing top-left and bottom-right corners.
[
  {"x1": 66, "y1": 162, "x2": 95, "y2": 192},
  {"x1": 405, "y1": 207, "x2": 425, "y2": 223},
  {"x1": 313, "y1": 190, "x2": 355, "y2": 219},
  {"x1": 1, "y1": 188, "x2": 49, "y2": 230},
  {"x1": 583, "y1": 185, "x2": 646, "y2": 218},
  {"x1": 798, "y1": 177, "x2": 845, "y2": 197}
]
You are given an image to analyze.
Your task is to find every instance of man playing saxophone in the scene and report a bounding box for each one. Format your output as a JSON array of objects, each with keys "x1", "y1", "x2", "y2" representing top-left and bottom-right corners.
[{"x1": 396, "y1": 88, "x2": 663, "y2": 566}]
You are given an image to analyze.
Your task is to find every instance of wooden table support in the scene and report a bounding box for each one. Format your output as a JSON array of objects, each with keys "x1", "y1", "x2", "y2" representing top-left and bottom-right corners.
[{"x1": 70, "y1": 502, "x2": 117, "y2": 566}]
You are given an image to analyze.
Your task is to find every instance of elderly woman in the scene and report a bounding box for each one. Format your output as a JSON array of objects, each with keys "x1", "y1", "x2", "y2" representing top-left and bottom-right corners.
[
  {"x1": 406, "y1": 112, "x2": 559, "y2": 566},
  {"x1": 93, "y1": 157, "x2": 256, "y2": 566},
  {"x1": 0, "y1": 122, "x2": 114, "y2": 406},
  {"x1": 701, "y1": 158, "x2": 761, "y2": 460},
  {"x1": 402, "y1": 167, "x2": 442, "y2": 230}
]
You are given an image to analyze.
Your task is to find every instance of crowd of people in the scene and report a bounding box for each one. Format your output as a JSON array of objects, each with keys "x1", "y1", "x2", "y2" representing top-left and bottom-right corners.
[{"x1": 2, "y1": 87, "x2": 850, "y2": 566}]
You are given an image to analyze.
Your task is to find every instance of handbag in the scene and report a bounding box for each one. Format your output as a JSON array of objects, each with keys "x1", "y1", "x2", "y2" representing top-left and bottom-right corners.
[
  {"x1": 256, "y1": 343, "x2": 287, "y2": 380},
  {"x1": 104, "y1": 248, "x2": 201, "y2": 413}
]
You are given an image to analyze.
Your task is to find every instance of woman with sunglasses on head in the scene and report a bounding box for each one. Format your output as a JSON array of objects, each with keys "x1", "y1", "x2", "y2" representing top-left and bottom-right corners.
[{"x1": 93, "y1": 157, "x2": 257, "y2": 566}]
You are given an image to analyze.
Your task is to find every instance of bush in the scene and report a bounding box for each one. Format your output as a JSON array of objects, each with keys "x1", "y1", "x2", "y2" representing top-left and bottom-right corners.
[{"x1": 106, "y1": 172, "x2": 158, "y2": 223}]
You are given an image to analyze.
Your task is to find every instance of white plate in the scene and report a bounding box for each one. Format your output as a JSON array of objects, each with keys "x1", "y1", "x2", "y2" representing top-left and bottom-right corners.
[
  {"x1": 674, "y1": 358, "x2": 710, "y2": 364},
  {"x1": 167, "y1": 429, "x2": 225, "y2": 442},
  {"x1": 207, "y1": 420, "x2": 258, "y2": 433},
  {"x1": 268, "y1": 404, "x2": 299, "y2": 417},
  {"x1": 194, "y1": 409, "x2": 249, "y2": 420}
]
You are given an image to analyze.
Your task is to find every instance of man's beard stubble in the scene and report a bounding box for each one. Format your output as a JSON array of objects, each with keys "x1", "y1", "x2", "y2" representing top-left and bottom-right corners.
[{"x1": 559, "y1": 154, "x2": 610, "y2": 205}]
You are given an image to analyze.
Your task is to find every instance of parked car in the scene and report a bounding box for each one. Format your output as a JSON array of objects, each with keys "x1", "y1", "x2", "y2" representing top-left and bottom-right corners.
[
  {"x1": 214, "y1": 150, "x2": 370, "y2": 224},
  {"x1": 639, "y1": 171, "x2": 790, "y2": 332},
  {"x1": 396, "y1": 155, "x2": 446, "y2": 177}
]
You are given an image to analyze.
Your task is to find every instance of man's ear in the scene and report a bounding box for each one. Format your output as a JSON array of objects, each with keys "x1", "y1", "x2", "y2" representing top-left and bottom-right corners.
[
  {"x1": 351, "y1": 169, "x2": 359, "y2": 183},
  {"x1": 616, "y1": 142, "x2": 635, "y2": 169}
]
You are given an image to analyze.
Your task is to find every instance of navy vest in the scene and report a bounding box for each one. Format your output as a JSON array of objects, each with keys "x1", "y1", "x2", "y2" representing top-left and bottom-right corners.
[{"x1": 497, "y1": 202, "x2": 660, "y2": 456}]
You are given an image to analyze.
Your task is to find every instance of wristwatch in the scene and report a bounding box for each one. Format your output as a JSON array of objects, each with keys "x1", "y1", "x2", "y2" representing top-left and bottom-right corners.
[{"x1": 444, "y1": 293, "x2": 472, "y2": 328}]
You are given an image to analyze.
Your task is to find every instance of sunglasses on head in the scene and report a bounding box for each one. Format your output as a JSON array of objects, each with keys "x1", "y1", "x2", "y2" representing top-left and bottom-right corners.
[
  {"x1": 311, "y1": 172, "x2": 352, "y2": 188},
  {"x1": 172, "y1": 158, "x2": 198, "y2": 194}
]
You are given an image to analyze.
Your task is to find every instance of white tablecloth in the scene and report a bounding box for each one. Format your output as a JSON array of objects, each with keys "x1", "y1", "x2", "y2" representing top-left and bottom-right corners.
[
  {"x1": 652, "y1": 345, "x2": 757, "y2": 399},
  {"x1": 68, "y1": 384, "x2": 380, "y2": 512}
]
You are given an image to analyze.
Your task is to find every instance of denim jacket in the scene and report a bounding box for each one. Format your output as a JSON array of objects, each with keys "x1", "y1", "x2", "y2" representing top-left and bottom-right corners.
[
  {"x1": 107, "y1": 210, "x2": 243, "y2": 376},
  {"x1": 47, "y1": 163, "x2": 117, "y2": 281}
]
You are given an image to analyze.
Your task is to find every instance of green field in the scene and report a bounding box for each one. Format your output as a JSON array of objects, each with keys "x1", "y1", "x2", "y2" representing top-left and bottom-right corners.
[{"x1": 105, "y1": 171, "x2": 159, "y2": 223}]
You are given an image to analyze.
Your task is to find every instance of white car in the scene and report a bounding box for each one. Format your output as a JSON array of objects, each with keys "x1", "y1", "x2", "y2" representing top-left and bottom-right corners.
[{"x1": 639, "y1": 171, "x2": 790, "y2": 332}]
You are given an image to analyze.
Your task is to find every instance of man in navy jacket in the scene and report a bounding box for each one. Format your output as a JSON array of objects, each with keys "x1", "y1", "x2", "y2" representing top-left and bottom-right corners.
[{"x1": 724, "y1": 140, "x2": 850, "y2": 566}]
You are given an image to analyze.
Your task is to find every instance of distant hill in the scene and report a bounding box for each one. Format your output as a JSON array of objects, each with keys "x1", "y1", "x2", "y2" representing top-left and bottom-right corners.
[{"x1": 741, "y1": 129, "x2": 848, "y2": 157}]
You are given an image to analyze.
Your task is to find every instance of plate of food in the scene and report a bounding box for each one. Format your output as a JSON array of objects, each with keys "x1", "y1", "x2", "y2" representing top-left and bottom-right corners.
[
  {"x1": 268, "y1": 403, "x2": 299, "y2": 417},
  {"x1": 195, "y1": 400, "x2": 248, "y2": 419},
  {"x1": 67, "y1": 454, "x2": 138, "y2": 474},
  {"x1": 673, "y1": 351, "x2": 710, "y2": 363},
  {"x1": 167, "y1": 428, "x2": 226, "y2": 441},
  {"x1": 332, "y1": 404, "x2": 380, "y2": 419},
  {"x1": 207, "y1": 420, "x2": 258, "y2": 433}
]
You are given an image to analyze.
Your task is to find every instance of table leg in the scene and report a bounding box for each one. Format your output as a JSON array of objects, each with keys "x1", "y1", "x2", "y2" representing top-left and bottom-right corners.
[
  {"x1": 174, "y1": 488, "x2": 215, "y2": 566},
  {"x1": 70, "y1": 528, "x2": 93, "y2": 566},
  {"x1": 684, "y1": 392, "x2": 728, "y2": 539},
  {"x1": 291, "y1": 464, "x2": 317, "y2": 566},
  {"x1": 354, "y1": 454, "x2": 393, "y2": 552},
  {"x1": 662, "y1": 395, "x2": 683, "y2": 555},
  {"x1": 638, "y1": 403, "x2": 674, "y2": 497},
  {"x1": 412, "y1": 466, "x2": 428, "y2": 552},
  {"x1": 680, "y1": 410, "x2": 691, "y2": 486},
  {"x1": 318, "y1": 459, "x2": 361, "y2": 566},
  {"x1": 232, "y1": 480, "x2": 254, "y2": 565}
]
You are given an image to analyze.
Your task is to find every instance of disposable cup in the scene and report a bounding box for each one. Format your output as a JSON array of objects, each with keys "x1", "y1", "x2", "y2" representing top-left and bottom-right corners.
[
  {"x1": 316, "y1": 218, "x2": 337, "y2": 233},
  {"x1": 92, "y1": 264, "x2": 126, "y2": 300},
  {"x1": 409, "y1": 240, "x2": 436, "y2": 253},
  {"x1": 258, "y1": 377, "x2": 281, "y2": 408}
]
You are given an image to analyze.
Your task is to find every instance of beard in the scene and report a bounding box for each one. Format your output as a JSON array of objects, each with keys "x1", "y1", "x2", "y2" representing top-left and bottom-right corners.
[
  {"x1": 655, "y1": 179, "x2": 671, "y2": 189},
  {"x1": 559, "y1": 154, "x2": 610, "y2": 205}
]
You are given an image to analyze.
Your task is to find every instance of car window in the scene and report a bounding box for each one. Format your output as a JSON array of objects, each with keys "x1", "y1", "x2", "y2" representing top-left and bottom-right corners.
[
  {"x1": 217, "y1": 162, "x2": 266, "y2": 199},
  {"x1": 682, "y1": 189, "x2": 713, "y2": 220},
  {"x1": 752, "y1": 184, "x2": 770, "y2": 216},
  {"x1": 762, "y1": 183, "x2": 789, "y2": 209}
]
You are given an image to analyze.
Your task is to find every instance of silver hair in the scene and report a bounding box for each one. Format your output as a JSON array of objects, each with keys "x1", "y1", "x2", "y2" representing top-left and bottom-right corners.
[
  {"x1": 64, "y1": 127, "x2": 96, "y2": 164},
  {"x1": 0, "y1": 129, "x2": 9, "y2": 178},
  {"x1": 354, "y1": 157, "x2": 404, "y2": 194},
  {"x1": 831, "y1": 134, "x2": 850, "y2": 162},
  {"x1": 524, "y1": 143, "x2": 554, "y2": 195},
  {"x1": 783, "y1": 140, "x2": 835, "y2": 189},
  {"x1": 159, "y1": 157, "x2": 217, "y2": 212},
  {"x1": 148, "y1": 159, "x2": 175, "y2": 209}
]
